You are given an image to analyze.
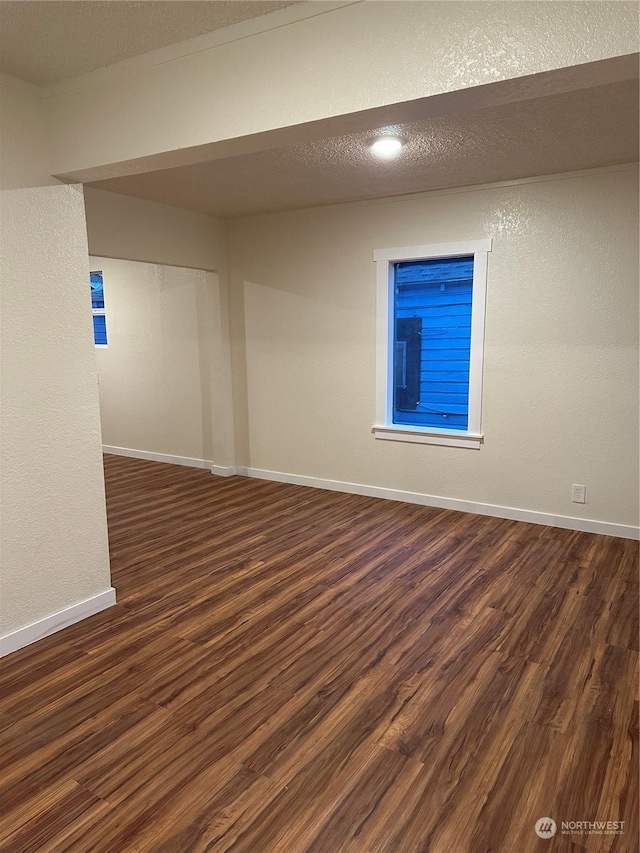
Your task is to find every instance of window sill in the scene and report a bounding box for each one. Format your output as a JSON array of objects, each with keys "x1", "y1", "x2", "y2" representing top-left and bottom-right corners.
[{"x1": 372, "y1": 425, "x2": 483, "y2": 449}]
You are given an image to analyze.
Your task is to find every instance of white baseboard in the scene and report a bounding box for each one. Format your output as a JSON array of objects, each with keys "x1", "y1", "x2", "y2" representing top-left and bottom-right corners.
[
  {"x1": 101, "y1": 449, "x2": 638, "y2": 539},
  {"x1": 210, "y1": 464, "x2": 236, "y2": 477},
  {"x1": 103, "y1": 445, "x2": 212, "y2": 470},
  {"x1": 0, "y1": 587, "x2": 117, "y2": 658},
  {"x1": 234, "y1": 466, "x2": 640, "y2": 540}
]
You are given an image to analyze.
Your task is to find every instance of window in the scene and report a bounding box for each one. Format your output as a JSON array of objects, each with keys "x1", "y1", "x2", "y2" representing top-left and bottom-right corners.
[
  {"x1": 90, "y1": 270, "x2": 107, "y2": 346},
  {"x1": 373, "y1": 239, "x2": 491, "y2": 449}
]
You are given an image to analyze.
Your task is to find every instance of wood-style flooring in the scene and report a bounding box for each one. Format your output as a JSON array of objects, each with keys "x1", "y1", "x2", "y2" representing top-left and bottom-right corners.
[{"x1": 1, "y1": 454, "x2": 638, "y2": 852}]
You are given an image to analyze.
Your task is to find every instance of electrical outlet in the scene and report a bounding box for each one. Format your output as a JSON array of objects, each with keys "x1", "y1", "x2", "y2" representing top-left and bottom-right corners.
[{"x1": 572, "y1": 484, "x2": 586, "y2": 504}]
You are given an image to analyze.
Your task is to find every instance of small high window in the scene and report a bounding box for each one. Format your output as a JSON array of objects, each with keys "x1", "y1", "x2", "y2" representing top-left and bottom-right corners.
[
  {"x1": 90, "y1": 270, "x2": 107, "y2": 347},
  {"x1": 373, "y1": 239, "x2": 491, "y2": 449}
]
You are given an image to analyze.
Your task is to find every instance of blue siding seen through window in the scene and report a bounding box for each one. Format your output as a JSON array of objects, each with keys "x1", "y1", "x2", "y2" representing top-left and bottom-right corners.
[
  {"x1": 90, "y1": 271, "x2": 105, "y2": 310},
  {"x1": 90, "y1": 270, "x2": 107, "y2": 345},
  {"x1": 92, "y1": 313, "x2": 108, "y2": 345},
  {"x1": 393, "y1": 256, "x2": 473, "y2": 431}
]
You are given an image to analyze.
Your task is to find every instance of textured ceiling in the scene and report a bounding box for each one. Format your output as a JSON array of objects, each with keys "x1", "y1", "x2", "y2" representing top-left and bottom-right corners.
[
  {"x1": 87, "y1": 80, "x2": 639, "y2": 219},
  {"x1": 0, "y1": 1, "x2": 299, "y2": 85}
]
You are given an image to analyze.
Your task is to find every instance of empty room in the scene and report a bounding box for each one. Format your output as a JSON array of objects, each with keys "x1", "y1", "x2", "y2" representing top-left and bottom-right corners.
[{"x1": 0, "y1": 2, "x2": 638, "y2": 851}]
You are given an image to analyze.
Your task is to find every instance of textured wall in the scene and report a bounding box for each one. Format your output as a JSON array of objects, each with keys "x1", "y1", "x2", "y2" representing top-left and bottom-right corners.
[
  {"x1": 47, "y1": 1, "x2": 638, "y2": 179},
  {"x1": 227, "y1": 166, "x2": 639, "y2": 527},
  {"x1": 0, "y1": 185, "x2": 111, "y2": 636},
  {"x1": 93, "y1": 257, "x2": 225, "y2": 463}
]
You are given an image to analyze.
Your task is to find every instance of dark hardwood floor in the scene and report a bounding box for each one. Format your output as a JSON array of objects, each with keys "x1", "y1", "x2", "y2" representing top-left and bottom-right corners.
[{"x1": 1, "y1": 454, "x2": 638, "y2": 852}]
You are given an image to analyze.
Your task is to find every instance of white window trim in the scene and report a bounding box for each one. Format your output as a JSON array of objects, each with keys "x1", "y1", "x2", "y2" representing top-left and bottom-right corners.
[{"x1": 373, "y1": 238, "x2": 492, "y2": 449}]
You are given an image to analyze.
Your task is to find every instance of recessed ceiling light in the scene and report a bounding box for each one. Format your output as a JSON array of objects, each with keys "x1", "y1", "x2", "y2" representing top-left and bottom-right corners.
[{"x1": 370, "y1": 136, "x2": 404, "y2": 159}]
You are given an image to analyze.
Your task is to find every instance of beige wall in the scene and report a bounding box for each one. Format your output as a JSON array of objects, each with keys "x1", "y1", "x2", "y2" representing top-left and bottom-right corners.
[
  {"x1": 0, "y1": 80, "x2": 112, "y2": 646},
  {"x1": 84, "y1": 187, "x2": 226, "y2": 272},
  {"x1": 0, "y1": 75, "x2": 57, "y2": 189},
  {"x1": 93, "y1": 257, "x2": 233, "y2": 465},
  {"x1": 1, "y1": 186, "x2": 112, "y2": 638},
  {"x1": 227, "y1": 166, "x2": 639, "y2": 528},
  {"x1": 84, "y1": 191, "x2": 234, "y2": 467}
]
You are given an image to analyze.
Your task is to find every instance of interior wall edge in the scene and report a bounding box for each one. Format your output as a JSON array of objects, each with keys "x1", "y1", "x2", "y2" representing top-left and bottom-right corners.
[{"x1": 0, "y1": 587, "x2": 117, "y2": 658}]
